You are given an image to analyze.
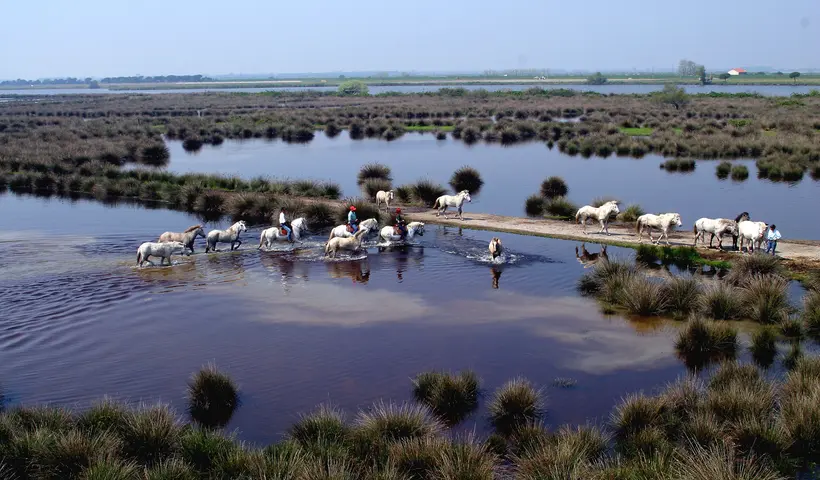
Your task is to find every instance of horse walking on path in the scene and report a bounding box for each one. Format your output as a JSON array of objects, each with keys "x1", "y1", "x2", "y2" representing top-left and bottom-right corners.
[
  {"x1": 206, "y1": 221, "x2": 247, "y2": 253},
  {"x1": 636, "y1": 213, "x2": 682, "y2": 245},
  {"x1": 158, "y1": 225, "x2": 205, "y2": 254},
  {"x1": 575, "y1": 201, "x2": 620, "y2": 235},
  {"x1": 433, "y1": 190, "x2": 471, "y2": 220},
  {"x1": 693, "y1": 217, "x2": 740, "y2": 250},
  {"x1": 737, "y1": 220, "x2": 767, "y2": 253}
]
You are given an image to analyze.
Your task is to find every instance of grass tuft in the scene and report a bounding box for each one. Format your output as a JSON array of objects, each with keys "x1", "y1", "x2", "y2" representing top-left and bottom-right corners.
[
  {"x1": 540, "y1": 176, "x2": 568, "y2": 199},
  {"x1": 675, "y1": 317, "x2": 738, "y2": 371},
  {"x1": 357, "y1": 163, "x2": 392, "y2": 186},
  {"x1": 449, "y1": 166, "x2": 484, "y2": 195},
  {"x1": 411, "y1": 370, "x2": 480, "y2": 426},
  {"x1": 487, "y1": 378, "x2": 544, "y2": 436},
  {"x1": 186, "y1": 364, "x2": 240, "y2": 429}
]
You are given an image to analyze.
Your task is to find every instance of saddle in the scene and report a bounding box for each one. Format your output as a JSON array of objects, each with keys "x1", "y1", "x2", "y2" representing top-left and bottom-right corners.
[
  {"x1": 346, "y1": 224, "x2": 354, "y2": 233},
  {"x1": 280, "y1": 228, "x2": 288, "y2": 236},
  {"x1": 393, "y1": 225, "x2": 407, "y2": 236}
]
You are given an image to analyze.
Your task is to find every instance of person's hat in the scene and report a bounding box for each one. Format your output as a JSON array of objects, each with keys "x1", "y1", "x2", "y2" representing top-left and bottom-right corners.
[{"x1": 350, "y1": 206, "x2": 356, "y2": 211}]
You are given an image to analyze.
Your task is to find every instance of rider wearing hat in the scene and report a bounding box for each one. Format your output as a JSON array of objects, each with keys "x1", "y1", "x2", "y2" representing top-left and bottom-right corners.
[
  {"x1": 347, "y1": 205, "x2": 358, "y2": 234},
  {"x1": 394, "y1": 208, "x2": 407, "y2": 238}
]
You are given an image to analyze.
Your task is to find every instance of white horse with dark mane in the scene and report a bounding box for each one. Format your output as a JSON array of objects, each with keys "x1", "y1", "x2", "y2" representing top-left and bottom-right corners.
[
  {"x1": 433, "y1": 190, "x2": 471, "y2": 220},
  {"x1": 258, "y1": 217, "x2": 308, "y2": 249},
  {"x1": 379, "y1": 222, "x2": 425, "y2": 243},
  {"x1": 205, "y1": 220, "x2": 247, "y2": 252},
  {"x1": 328, "y1": 218, "x2": 379, "y2": 240},
  {"x1": 575, "y1": 201, "x2": 620, "y2": 235},
  {"x1": 325, "y1": 228, "x2": 370, "y2": 258},
  {"x1": 693, "y1": 214, "x2": 746, "y2": 250},
  {"x1": 730, "y1": 212, "x2": 751, "y2": 250},
  {"x1": 158, "y1": 225, "x2": 206, "y2": 254},
  {"x1": 636, "y1": 213, "x2": 682, "y2": 245},
  {"x1": 737, "y1": 220, "x2": 767, "y2": 253},
  {"x1": 376, "y1": 190, "x2": 394, "y2": 211},
  {"x1": 137, "y1": 241, "x2": 185, "y2": 266}
]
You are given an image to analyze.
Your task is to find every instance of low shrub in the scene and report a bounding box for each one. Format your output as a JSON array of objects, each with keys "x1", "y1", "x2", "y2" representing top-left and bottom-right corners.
[
  {"x1": 357, "y1": 163, "x2": 392, "y2": 186},
  {"x1": 540, "y1": 176, "x2": 568, "y2": 199},
  {"x1": 660, "y1": 158, "x2": 696, "y2": 172},
  {"x1": 544, "y1": 196, "x2": 577, "y2": 219},
  {"x1": 731, "y1": 164, "x2": 750, "y2": 181},
  {"x1": 411, "y1": 370, "x2": 480, "y2": 426},
  {"x1": 716, "y1": 161, "x2": 732, "y2": 179},
  {"x1": 449, "y1": 166, "x2": 483, "y2": 195},
  {"x1": 409, "y1": 179, "x2": 447, "y2": 206},
  {"x1": 725, "y1": 254, "x2": 784, "y2": 285},
  {"x1": 361, "y1": 178, "x2": 392, "y2": 199},
  {"x1": 618, "y1": 204, "x2": 645, "y2": 223},
  {"x1": 186, "y1": 364, "x2": 240, "y2": 429},
  {"x1": 524, "y1": 194, "x2": 545, "y2": 217},
  {"x1": 804, "y1": 292, "x2": 820, "y2": 340},
  {"x1": 120, "y1": 404, "x2": 181, "y2": 467},
  {"x1": 288, "y1": 404, "x2": 349, "y2": 450}
]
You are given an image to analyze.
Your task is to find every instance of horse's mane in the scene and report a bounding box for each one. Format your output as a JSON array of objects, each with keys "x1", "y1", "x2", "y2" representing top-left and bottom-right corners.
[
  {"x1": 735, "y1": 212, "x2": 750, "y2": 222},
  {"x1": 183, "y1": 224, "x2": 203, "y2": 233}
]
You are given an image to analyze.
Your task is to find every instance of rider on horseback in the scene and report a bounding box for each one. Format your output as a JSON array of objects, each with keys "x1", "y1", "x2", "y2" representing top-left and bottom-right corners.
[
  {"x1": 394, "y1": 208, "x2": 407, "y2": 239},
  {"x1": 347, "y1": 206, "x2": 358, "y2": 234},
  {"x1": 279, "y1": 208, "x2": 293, "y2": 242}
]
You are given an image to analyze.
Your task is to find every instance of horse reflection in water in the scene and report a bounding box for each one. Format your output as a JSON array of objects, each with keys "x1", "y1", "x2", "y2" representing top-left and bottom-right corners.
[
  {"x1": 377, "y1": 244, "x2": 424, "y2": 282},
  {"x1": 259, "y1": 251, "x2": 311, "y2": 289},
  {"x1": 575, "y1": 243, "x2": 608, "y2": 268},
  {"x1": 491, "y1": 266, "x2": 502, "y2": 289},
  {"x1": 326, "y1": 259, "x2": 371, "y2": 284}
]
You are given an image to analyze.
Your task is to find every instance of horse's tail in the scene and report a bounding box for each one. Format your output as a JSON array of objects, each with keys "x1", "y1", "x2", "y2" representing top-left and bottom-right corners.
[
  {"x1": 635, "y1": 218, "x2": 642, "y2": 234},
  {"x1": 137, "y1": 251, "x2": 142, "y2": 265},
  {"x1": 575, "y1": 209, "x2": 581, "y2": 223},
  {"x1": 433, "y1": 198, "x2": 440, "y2": 209},
  {"x1": 258, "y1": 231, "x2": 265, "y2": 249},
  {"x1": 328, "y1": 229, "x2": 335, "y2": 241},
  {"x1": 693, "y1": 223, "x2": 698, "y2": 234}
]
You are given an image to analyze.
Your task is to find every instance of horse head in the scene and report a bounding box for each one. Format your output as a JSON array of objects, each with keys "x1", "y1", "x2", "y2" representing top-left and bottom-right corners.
[
  {"x1": 387, "y1": 190, "x2": 395, "y2": 199},
  {"x1": 195, "y1": 227, "x2": 206, "y2": 238},
  {"x1": 232, "y1": 221, "x2": 247, "y2": 233},
  {"x1": 460, "y1": 190, "x2": 472, "y2": 202},
  {"x1": 673, "y1": 214, "x2": 682, "y2": 226},
  {"x1": 409, "y1": 222, "x2": 425, "y2": 235},
  {"x1": 735, "y1": 212, "x2": 750, "y2": 223}
]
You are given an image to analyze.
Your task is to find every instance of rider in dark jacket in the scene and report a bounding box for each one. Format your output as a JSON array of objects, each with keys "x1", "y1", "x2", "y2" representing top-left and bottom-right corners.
[{"x1": 394, "y1": 208, "x2": 407, "y2": 237}]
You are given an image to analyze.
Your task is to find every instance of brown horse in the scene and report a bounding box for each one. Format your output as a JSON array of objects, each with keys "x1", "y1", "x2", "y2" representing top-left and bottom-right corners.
[{"x1": 575, "y1": 243, "x2": 609, "y2": 268}]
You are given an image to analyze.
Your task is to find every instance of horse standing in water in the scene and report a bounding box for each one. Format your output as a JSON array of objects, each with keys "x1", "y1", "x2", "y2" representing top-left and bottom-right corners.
[
  {"x1": 636, "y1": 213, "x2": 682, "y2": 245},
  {"x1": 325, "y1": 228, "x2": 370, "y2": 258},
  {"x1": 375, "y1": 190, "x2": 394, "y2": 211},
  {"x1": 433, "y1": 190, "x2": 471, "y2": 220},
  {"x1": 158, "y1": 225, "x2": 206, "y2": 254},
  {"x1": 205, "y1": 221, "x2": 247, "y2": 252},
  {"x1": 379, "y1": 222, "x2": 425, "y2": 243},
  {"x1": 575, "y1": 201, "x2": 620, "y2": 235}
]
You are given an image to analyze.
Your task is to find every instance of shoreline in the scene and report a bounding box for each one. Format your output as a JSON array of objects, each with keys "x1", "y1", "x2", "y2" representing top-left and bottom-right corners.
[{"x1": 403, "y1": 208, "x2": 820, "y2": 272}]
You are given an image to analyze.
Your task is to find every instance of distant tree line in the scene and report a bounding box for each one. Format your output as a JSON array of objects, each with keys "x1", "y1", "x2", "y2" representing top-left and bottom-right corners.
[{"x1": 1, "y1": 74, "x2": 214, "y2": 86}]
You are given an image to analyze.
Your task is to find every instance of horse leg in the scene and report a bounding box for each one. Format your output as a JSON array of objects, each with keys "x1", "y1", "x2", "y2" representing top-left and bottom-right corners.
[
  {"x1": 235, "y1": 239, "x2": 242, "y2": 250},
  {"x1": 459, "y1": 206, "x2": 464, "y2": 221}
]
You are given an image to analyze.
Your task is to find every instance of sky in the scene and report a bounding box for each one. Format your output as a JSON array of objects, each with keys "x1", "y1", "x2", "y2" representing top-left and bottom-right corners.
[{"x1": 0, "y1": 0, "x2": 817, "y2": 79}]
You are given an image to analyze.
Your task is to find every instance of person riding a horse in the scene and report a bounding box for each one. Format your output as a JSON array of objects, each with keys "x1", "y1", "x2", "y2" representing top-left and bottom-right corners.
[
  {"x1": 279, "y1": 208, "x2": 293, "y2": 243},
  {"x1": 347, "y1": 206, "x2": 358, "y2": 234},
  {"x1": 394, "y1": 208, "x2": 407, "y2": 238}
]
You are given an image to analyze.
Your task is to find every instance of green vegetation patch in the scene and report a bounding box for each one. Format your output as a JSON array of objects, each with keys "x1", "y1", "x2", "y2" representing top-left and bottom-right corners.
[{"x1": 619, "y1": 127, "x2": 654, "y2": 136}]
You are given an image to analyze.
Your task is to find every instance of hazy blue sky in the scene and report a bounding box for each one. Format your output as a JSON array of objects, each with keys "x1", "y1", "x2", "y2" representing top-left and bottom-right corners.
[{"x1": 1, "y1": 0, "x2": 816, "y2": 78}]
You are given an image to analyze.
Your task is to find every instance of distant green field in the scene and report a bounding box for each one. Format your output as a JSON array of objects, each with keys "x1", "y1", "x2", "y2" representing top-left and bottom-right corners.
[{"x1": 620, "y1": 127, "x2": 654, "y2": 136}]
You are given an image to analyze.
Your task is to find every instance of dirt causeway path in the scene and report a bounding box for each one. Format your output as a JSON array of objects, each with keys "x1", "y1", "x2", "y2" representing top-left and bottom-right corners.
[{"x1": 406, "y1": 210, "x2": 820, "y2": 271}]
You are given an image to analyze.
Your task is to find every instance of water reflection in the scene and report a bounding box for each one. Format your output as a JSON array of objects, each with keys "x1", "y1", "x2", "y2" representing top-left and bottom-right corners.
[
  {"x1": 575, "y1": 243, "x2": 608, "y2": 268},
  {"x1": 377, "y1": 244, "x2": 425, "y2": 282},
  {"x1": 491, "y1": 266, "x2": 502, "y2": 289},
  {"x1": 326, "y1": 259, "x2": 371, "y2": 284}
]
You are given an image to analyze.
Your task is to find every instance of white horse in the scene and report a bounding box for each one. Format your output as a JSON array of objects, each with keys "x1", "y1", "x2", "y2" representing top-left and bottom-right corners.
[
  {"x1": 137, "y1": 241, "x2": 185, "y2": 266},
  {"x1": 636, "y1": 213, "x2": 682, "y2": 245},
  {"x1": 433, "y1": 190, "x2": 472, "y2": 220},
  {"x1": 205, "y1": 220, "x2": 247, "y2": 253},
  {"x1": 325, "y1": 228, "x2": 370, "y2": 258},
  {"x1": 737, "y1": 220, "x2": 768, "y2": 253},
  {"x1": 575, "y1": 201, "x2": 620, "y2": 235},
  {"x1": 693, "y1": 218, "x2": 739, "y2": 250},
  {"x1": 376, "y1": 190, "x2": 394, "y2": 211},
  {"x1": 158, "y1": 225, "x2": 206, "y2": 255},
  {"x1": 258, "y1": 217, "x2": 308, "y2": 249},
  {"x1": 379, "y1": 222, "x2": 425, "y2": 243},
  {"x1": 489, "y1": 237, "x2": 503, "y2": 260},
  {"x1": 328, "y1": 218, "x2": 379, "y2": 240}
]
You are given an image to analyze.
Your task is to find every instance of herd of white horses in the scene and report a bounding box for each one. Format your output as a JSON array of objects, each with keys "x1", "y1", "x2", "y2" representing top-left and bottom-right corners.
[
  {"x1": 574, "y1": 199, "x2": 768, "y2": 252},
  {"x1": 135, "y1": 190, "x2": 769, "y2": 267}
]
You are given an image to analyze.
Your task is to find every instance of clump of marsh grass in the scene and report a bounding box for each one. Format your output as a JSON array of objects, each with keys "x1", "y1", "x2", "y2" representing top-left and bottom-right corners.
[
  {"x1": 81, "y1": 458, "x2": 139, "y2": 480},
  {"x1": 353, "y1": 401, "x2": 442, "y2": 446},
  {"x1": 671, "y1": 441, "x2": 785, "y2": 480},
  {"x1": 802, "y1": 292, "x2": 820, "y2": 340},
  {"x1": 540, "y1": 176, "x2": 568, "y2": 199},
  {"x1": 362, "y1": 177, "x2": 392, "y2": 199},
  {"x1": 181, "y1": 137, "x2": 204, "y2": 152},
  {"x1": 449, "y1": 165, "x2": 483, "y2": 195},
  {"x1": 409, "y1": 179, "x2": 447, "y2": 206},
  {"x1": 144, "y1": 457, "x2": 198, "y2": 479},
  {"x1": 179, "y1": 427, "x2": 237, "y2": 475},
  {"x1": 411, "y1": 370, "x2": 480, "y2": 426},
  {"x1": 140, "y1": 144, "x2": 170, "y2": 166},
  {"x1": 303, "y1": 202, "x2": 335, "y2": 229},
  {"x1": 337, "y1": 198, "x2": 382, "y2": 225},
  {"x1": 186, "y1": 364, "x2": 240, "y2": 429},
  {"x1": 780, "y1": 317, "x2": 804, "y2": 339},
  {"x1": 707, "y1": 361, "x2": 765, "y2": 393},
  {"x1": 576, "y1": 259, "x2": 637, "y2": 296},
  {"x1": 119, "y1": 404, "x2": 181, "y2": 467},
  {"x1": 77, "y1": 397, "x2": 130, "y2": 435},
  {"x1": 487, "y1": 378, "x2": 544, "y2": 436},
  {"x1": 287, "y1": 404, "x2": 349, "y2": 452},
  {"x1": 750, "y1": 327, "x2": 778, "y2": 369},
  {"x1": 357, "y1": 163, "x2": 392, "y2": 186},
  {"x1": 436, "y1": 436, "x2": 498, "y2": 480},
  {"x1": 662, "y1": 275, "x2": 702, "y2": 318},
  {"x1": 725, "y1": 254, "x2": 785, "y2": 286},
  {"x1": 716, "y1": 161, "x2": 732, "y2": 179},
  {"x1": 193, "y1": 190, "x2": 227, "y2": 217},
  {"x1": 618, "y1": 275, "x2": 669, "y2": 316},
  {"x1": 675, "y1": 317, "x2": 738, "y2": 371},
  {"x1": 731, "y1": 164, "x2": 750, "y2": 181},
  {"x1": 38, "y1": 429, "x2": 121, "y2": 479},
  {"x1": 705, "y1": 381, "x2": 775, "y2": 424},
  {"x1": 740, "y1": 274, "x2": 791, "y2": 324},
  {"x1": 6, "y1": 405, "x2": 74, "y2": 432},
  {"x1": 610, "y1": 394, "x2": 665, "y2": 444},
  {"x1": 524, "y1": 194, "x2": 545, "y2": 217},
  {"x1": 701, "y1": 283, "x2": 745, "y2": 320},
  {"x1": 509, "y1": 421, "x2": 551, "y2": 456},
  {"x1": 617, "y1": 204, "x2": 645, "y2": 223},
  {"x1": 543, "y1": 196, "x2": 578, "y2": 219},
  {"x1": 660, "y1": 158, "x2": 696, "y2": 172}
]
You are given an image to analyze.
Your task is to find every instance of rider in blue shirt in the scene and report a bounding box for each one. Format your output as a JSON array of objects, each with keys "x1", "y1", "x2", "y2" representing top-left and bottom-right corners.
[{"x1": 347, "y1": 206, "x2": 358, "y2": 234}]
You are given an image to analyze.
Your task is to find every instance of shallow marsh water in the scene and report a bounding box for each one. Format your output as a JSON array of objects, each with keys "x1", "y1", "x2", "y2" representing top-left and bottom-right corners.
[
  {"x1": 0, "y1": 195, "x2": 699, "y2": 444},
  {"x1": 166, "y1": 133, "x2": 820, "y2": 239}
]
